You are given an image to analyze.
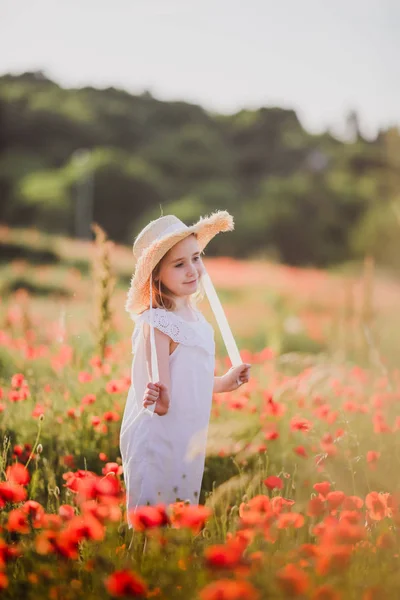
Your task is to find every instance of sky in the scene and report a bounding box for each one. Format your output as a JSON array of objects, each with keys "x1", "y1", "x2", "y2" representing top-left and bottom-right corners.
[{"x1": 1, "y1": 0, "x2": 399, "y2": 140}]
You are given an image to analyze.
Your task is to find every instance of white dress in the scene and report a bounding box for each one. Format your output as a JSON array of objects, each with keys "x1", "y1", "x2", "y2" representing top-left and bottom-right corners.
[{"x1": 119, "y1": 307, "x2": 215, "y2": 525}]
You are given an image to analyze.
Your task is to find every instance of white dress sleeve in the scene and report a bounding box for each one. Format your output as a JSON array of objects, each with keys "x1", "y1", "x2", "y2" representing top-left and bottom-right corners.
[{"x1": 130, "y1": 308, "x2": 213, "y2": 355}]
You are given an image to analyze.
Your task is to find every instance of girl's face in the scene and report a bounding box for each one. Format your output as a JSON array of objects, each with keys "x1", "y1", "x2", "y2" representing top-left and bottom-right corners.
[{"x1": 158, "y1": 235, "x2": 204, "y2": 299}]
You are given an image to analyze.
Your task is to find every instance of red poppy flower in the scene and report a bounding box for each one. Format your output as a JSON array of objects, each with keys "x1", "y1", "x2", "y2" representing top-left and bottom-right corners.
[
  {"x1": 129, "y1": 505, "x2": 169, "y2": 531},
  {"x1": 307, "y1": 496, "x2": 326, "y2": 518},
  {"x1": 290, "y1": 416, "x2": 312, "y2": 432},
  {"x1": 8, "y1": 390, "x2": 21, "y2": 402},
  {"x1": 326, "y1": 491, "x2": 345, "y2": 511},
  {"x1": 11, "y1": 373, "x2": 25, "y2": 388},
  {"x1": 366, "y1": 451, "x2": 380, "y2": 470},
  {"x1": 313, "y1": 482, "x2": 331, "y2": 498},
  {"x1": 0, "y1": 538, "x2": 21, "y2": 567},
  {"x1": 277, "y1": 513, "x2": 305, "y2": 529},
  {"x1": 264, "y1": 430, "x2": 280, "y2": 441},
  {"x1": 277, "y1": 563, "x2": 309, "y2": 596},
  {"x1": 204, "y1": 538, "x2": 246, "y2": 569},
  {"x1": 264, "y1": 476, "x2": 283, "y2": 491},
  {"x1": 103, "y1": 411, "x2": 120, "y2": 422},
  {"x1": 102, "y1": 462, "x2": 123, "y2": 476},
  {"x1": 342, "y1": 495, "x2": 363, "y2": 510},
  {"x1": 78, "y1": 371, "x2": 93, "y2": 383},
  {"x1": 264, "y1": 398, "x2": 286, "y2": 417},
  {"x1": 105, "y1": 569, "x2": 148, "y2": 597},
  {"x1": 365, "y1": 492, "x2": 388, "y2": 521},
  {"x1": 0, "y1": 482, "x2": 27, "y2": 507},
  {"x1": 6, "y1": 463, "x2": 30, "y2": 486},
  {"x1": 65, "y1": 514, "x2": 105, "y2": 542},
  {"x1": 316, "y1": 545, "x2": 351, "y2": 576},
  {"x1": 22, "y1": 500, "x2": 45, "y2": 527},
  {"x1": 0, "y1": 572, "x2": 8, "y2": 590},
  {"x1": 294, "y1": 446, "x2": 308, "y2": 458},
  {"x1": 170, "y1": 503, "x2": 212, "y2": 534},
  {"x1": 81, "y1": 394, "x2": 96, "y2": 405},
  {"x1": 105, "y1": 380, "x2": 121, "y2": 394},
  {"x1": 59, "y1": 504, "x2": 75, "y2": 521},
  {"x1": 35, "y1": 529, "x2": 78, "y2": 560},
  {"x1": 7, "y1": 509, "x2": 29, "y2": 534},
  {"x1": 199, "y1": 579, "x2": 260, "y2": 600}
]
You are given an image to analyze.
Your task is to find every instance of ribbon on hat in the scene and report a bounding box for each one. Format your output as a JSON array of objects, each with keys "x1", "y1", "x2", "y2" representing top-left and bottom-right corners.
[{"x1": 144, "y1": 267, "x2": 242, "y2": 416}]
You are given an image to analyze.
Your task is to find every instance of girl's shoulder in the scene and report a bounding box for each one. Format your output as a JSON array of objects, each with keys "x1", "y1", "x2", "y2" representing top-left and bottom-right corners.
[
  {"x1": 131, "y1": 307, "x2": 214, "y2": 354},
  {"x1": 134, "y1": 306, "x2": 205, "y2": 325}
]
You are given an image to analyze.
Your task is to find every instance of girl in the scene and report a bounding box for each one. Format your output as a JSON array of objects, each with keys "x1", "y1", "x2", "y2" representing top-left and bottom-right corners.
[{"x1": 120, "y1": 211, "x2": 251, "y2": 526}]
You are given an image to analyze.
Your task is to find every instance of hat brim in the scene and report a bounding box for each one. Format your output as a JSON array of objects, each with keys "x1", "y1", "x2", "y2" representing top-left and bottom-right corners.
[{"x1": 125, "y1": 210, "x2": 234, "y2": 315}]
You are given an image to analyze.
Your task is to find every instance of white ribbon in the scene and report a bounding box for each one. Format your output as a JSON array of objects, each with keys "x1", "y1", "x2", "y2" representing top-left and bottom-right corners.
[{"x1": 201, "y1": 270, "x2": 242, "y2": 367}]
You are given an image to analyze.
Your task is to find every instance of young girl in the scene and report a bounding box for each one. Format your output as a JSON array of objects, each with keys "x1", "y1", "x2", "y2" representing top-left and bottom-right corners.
[{"x1": 120, "y1": 211, "x2": 251, "y2": 526}]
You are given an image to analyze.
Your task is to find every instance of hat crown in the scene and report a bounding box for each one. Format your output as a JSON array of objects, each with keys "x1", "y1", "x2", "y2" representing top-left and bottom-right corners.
[{"x1": 133, "y1": 215, "x2": 187, "y2": 261}]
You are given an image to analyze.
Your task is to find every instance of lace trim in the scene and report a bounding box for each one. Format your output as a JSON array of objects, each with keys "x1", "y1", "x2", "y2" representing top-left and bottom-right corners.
[{"x1": 131, "y1": 308, "x2": 214, "y2": 355}]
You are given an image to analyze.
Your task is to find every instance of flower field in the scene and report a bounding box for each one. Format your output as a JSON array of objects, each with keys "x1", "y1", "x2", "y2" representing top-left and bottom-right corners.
[{"x1": 1, "y1": 227, "x2": 400, "y2": 599}]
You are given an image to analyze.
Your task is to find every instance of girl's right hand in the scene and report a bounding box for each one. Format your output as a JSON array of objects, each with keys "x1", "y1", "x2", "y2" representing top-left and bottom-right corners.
[{"x1": 143, "y1": 382, "x2": 170, "y2": 416}]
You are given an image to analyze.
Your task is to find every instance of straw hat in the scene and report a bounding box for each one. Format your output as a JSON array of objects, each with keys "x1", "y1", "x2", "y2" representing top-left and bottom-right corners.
[{"x1": 125, "y1": 210, "x2": 234, "y2": 315}]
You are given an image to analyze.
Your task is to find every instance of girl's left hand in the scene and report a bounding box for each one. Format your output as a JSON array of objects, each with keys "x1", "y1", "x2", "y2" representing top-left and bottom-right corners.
[{"x1": 222, "y1": 363, "x2": 251, "y2": 392}]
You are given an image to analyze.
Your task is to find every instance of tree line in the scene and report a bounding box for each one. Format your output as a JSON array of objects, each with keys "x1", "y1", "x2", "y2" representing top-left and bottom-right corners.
[{"x1": 0, "y1": 71, "x2": 399, "y2": 268}]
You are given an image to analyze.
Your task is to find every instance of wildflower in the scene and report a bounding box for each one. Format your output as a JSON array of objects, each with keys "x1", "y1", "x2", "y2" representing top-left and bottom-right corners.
[
  {"x1": 277, "y1": 563, "x2": 309, "y2": 596},
  {"x1": 170, "y1": 503, "x2": 212, "y2": 534},
  {"x1": 103, "y1": 411, "x2": 120, "y2": 422},
  {"x1": 129, "y1": 505, "x2": 169, "y2": 531},
  {"x1": 313, "y1": 481, "x2": 331, "y2": 498},
  {"x1": 264, "y1": 430, "x2": 279, "y2": 441},
  {"x1": 316, "y1": 545, "x2": 351, "y2": 576},
  {"x1": 342, "y1": 496, "x2": 363, "y2": 510},
  {"x1": 204, "y1": 537, "x2": 247, "y2": 569},
  {"x1": 290, "y1": 416, "x2": 312, "y2": 432},
  {"x1": 294, "y1": 446, "x2": 308, "y2": 458},
  {"x1": 365, "y1": 492, "x2": 389, "y2": 521},
  {"x1": 102, "y1": 462, "x2": 123, "y2": 476},
  {"x1": 106, "y1": 380, "x2": 121, "y2": 394},
  {"x1": 277, "y1": 513, "x2": 305, "y2": 529},
  {"x1": 199, "y1": 579, "x2": 260, "y2": 600},
  {"x1": 81, "y1": 394, "x2": 96, "y2": 405},
  {"x1": 264, "y1": 476, "x2": 283, "y2": 491},
  {"x1": 326, "y1": 491, "x2": 345, "y2": 511},
  {"x1": 65, "y1": 514, "x2": 105, "y2": 542},
  {"x1": 0, "y1": 482, "x2": 27, "y2": 507},
  {"x1": 105, "y1": 569, "x2": 148, "y2": 597},
  {"x1": 22, "y1": 500, "x2": 45, "y2": 527},
  {"x1": 307, "y1": 496, "x2": 326, "y2": 518},
  {"x1": 32, "y1": 403, "x2": 46, "y2": 418},
  {"x1": 78, "y1": 371, "x2": 93, "y2": 383},
  {"x1": 366, "y1": 451, "x2": 380, "y2": 470},
  {"x1": 6, "y1": 463, "x2": 30, "y2": 485},
  {"x1": 11, "y1": 373, "x2": 25, "y2": 388},
  {"x1": 59, "y1": 505, "x2": 75, "y2": 521},
  {"x1": 7, "y1": 509, "x2": 30, "y2": 534}
]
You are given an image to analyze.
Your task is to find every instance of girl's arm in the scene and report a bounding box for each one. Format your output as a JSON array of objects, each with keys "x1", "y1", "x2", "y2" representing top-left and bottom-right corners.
[
  {"x1": 142, "y1": 323, "x2": 171, "y2": 414},
  {"x1": 213, "y1": 363, "x2": 252, "y2": 393},
  {"x1": 213, "y1": 376, "x2": 225, "y2": 394}
]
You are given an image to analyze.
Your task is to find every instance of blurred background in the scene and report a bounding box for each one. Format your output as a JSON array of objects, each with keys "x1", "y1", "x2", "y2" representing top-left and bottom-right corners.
[
  {"x1": 0, "y1": 0, "x2": 399, "y2": 366},
  {"x1": 0, "y1": 0, "x2": 399, "y2": 267}
]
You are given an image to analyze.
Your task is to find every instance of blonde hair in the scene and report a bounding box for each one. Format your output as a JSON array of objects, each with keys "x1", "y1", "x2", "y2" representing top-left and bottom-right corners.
[{"x1": 147, "y1": 233, "x2": 205, "y2": 312}]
